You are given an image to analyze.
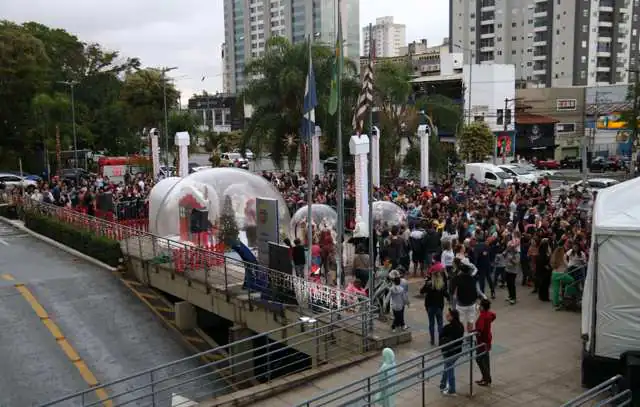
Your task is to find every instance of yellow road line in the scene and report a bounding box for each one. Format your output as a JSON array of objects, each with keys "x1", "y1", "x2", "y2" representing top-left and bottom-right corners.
[
  {"x1": 184, "y1": 336, "x2": 206, "y2": 344},
  {"x1": 138, "y1": 292, "x2": 158, "y2": 300},
  {"x1": 154, "y1": 306, "x2": 174, "y2": 313},
  {"x1": 4, "y1": 274, "x2": 112, "y2": 406}
]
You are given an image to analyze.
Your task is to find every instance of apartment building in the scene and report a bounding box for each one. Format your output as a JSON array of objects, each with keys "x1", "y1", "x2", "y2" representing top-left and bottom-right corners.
[
  {"x1": 362, "y1": 16, "x2": 406, "y2": 57},
  {"x1": 223, "y1": 0, "x2": 360, "y2": 94},
  {"x1": 449, "y1": 0, "x2": 640, "y2": 87}
]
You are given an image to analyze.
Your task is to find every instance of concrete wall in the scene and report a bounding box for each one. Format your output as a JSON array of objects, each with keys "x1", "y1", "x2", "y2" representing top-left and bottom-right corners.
[
  {"x1": 463, "y1": 64, "x2": 516, "y2": 133},
  {"x1": 127, "y1": 257, "x2": 372, "y2": 363}
]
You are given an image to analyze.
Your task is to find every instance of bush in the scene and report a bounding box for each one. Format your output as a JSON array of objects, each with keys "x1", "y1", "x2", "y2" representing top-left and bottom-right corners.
[
  {"x1": 24, "y1": 211, "x2": 123, "y2": 267},
  {"x1": 0, "y1": 205, "x2": 19, "y2": 219}
]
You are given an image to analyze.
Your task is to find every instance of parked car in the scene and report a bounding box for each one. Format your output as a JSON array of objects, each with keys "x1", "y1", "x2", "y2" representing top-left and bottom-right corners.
[
  {"x1": 608, "y1": 156, "x2": 628, "y2": 171},
  {"x1": 589, "y1": 156, "x2": 617, "y2": 172},
  {"x1": 498, "y1": 165, "x2": 537, "y2": 184},
  {"x1": 323, "y1": 156, "x2": 354, "y2": 173},
  {"x1": 560, "y1": 156, "x2": 582, "y2": 169},
  {"x1": 533, "y1": 158, "x2": 560, "y2": 170},
  {"x1": 61, "y1": 168, "x2": 92, "y2": 182},
  {"x1": 220, "y1": 152, "x2": 249, "y2": 169},
  {"x1": 233, "y1": 149, "x2": 254, "y2": 160},
  {"x1": 0, "y1": 173, "x2": 38, "y2": 191},
  {"x1": 514, "y1": 163, "x2": 552, "y2": 180},
  {"x1": 571, "y1": 178, "x2": 619, "y2": 191}
]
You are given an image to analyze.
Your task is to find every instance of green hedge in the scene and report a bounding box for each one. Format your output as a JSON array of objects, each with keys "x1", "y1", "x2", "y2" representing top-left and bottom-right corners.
[
  {"x1": 0, "y1": 205, "x2": 19, "y2": 220},
  {"x1": 24, "y1": 211, "x2": 123, "y2": 267}
]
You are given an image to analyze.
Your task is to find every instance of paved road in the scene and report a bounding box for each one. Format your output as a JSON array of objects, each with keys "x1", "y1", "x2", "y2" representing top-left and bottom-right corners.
[{"x1": 0, "y1": 222, "x2": 201, "y2": 406}]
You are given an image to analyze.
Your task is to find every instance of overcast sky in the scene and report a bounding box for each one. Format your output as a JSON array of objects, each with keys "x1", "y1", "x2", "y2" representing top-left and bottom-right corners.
[{"x1": 2, "y1": 0, "x2": 448, "y2": 100}]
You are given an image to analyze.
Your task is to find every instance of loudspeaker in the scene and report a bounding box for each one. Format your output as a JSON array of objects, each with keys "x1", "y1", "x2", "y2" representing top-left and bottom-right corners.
[
  {"x1": 97, "y1": 192, "x2": 114, "y2": 212},
  {"x1": 190, "y1": 208, "x2": 209, "y2": 233}
]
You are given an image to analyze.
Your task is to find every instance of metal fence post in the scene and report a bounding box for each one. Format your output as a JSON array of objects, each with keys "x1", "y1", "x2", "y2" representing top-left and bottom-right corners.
[
  {"x1": 366, "y1": 377, "x2": 371, "y2": 405},
  {"x1": 81, "y1": 392, "x2": 85, "y2": 406},
  {"x1": 150, "y1": 370, "x2": 156, "y2": 406},
  {"x1": 421, "y1": 354, "x2": 426, "y2": 406},
  {"x1": 469, "y1": 336, "x2": 474, "y2": 397},
  {"x1": 223, "y1": 259, "x2": 230, "y2": 302}
]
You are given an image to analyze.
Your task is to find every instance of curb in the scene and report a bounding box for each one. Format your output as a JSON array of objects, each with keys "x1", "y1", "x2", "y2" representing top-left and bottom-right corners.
[{"x1": 0, "y1": 216, "x2": 117, "y2": 273}]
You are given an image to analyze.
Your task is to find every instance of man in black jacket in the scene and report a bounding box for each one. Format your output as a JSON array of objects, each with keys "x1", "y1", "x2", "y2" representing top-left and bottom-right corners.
[{"x1": 451, "y1": 260, "x2": 482, "y2": 332}]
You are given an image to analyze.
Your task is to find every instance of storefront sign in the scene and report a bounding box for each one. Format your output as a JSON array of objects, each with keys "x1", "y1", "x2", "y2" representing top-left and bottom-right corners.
[{"x1": 556, "y1": 99, "x2": 577, "y2": 111}]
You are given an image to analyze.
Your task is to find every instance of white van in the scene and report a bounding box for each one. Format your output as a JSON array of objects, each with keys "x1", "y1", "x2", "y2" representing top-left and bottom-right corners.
[{"x1": 465, "y1": 163, "x2": 514, "y2": 188}]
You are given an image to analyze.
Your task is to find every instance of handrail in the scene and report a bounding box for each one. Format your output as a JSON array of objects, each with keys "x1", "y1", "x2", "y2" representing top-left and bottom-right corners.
[
  {"x1": 39, "y1": 301, "x2": 375, "y2": 406},
  {"x1": 560, "y1": 375, "x2": 630, "y2": 407},
  {"x1": 297, "y1": 333, "x2": 482, "y2": 407}
]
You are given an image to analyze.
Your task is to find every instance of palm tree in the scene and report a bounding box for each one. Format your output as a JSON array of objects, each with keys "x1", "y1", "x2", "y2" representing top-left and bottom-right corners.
[
  {"x1": 241, "y1": 37, "x2": 359, "y2": 170},
  {"x1": 373, "y1": 61, "x2": 419, "y2": 174}
]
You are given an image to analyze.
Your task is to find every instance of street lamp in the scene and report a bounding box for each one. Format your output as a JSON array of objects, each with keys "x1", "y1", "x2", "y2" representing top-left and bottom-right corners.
[
  {"x1": 160, "y1": 67, "x2": 178, "y2": 167},
  {"x1": 58, "y1": 80, "x2": 79, "y2": 169}
]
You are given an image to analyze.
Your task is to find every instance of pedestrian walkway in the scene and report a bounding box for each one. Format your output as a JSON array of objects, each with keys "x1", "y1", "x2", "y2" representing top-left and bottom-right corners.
[{"x1": 253, "y1": 279, "x2": 584, "y2": 407}]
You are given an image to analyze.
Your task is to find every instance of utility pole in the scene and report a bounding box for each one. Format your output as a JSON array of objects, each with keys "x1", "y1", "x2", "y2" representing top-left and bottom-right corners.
[
  {"x1": 58, "y1": 80, "x2": 79, "y2": 169},
  {"x1": 630, "y1": 67, "x2": 640, "y2": 176},
  {"x1": 160, "y1": 66, "x2": 178, "y2": 168}
]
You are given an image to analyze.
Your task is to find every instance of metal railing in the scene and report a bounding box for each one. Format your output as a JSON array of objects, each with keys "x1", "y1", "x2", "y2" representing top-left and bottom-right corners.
[
  {"x1": 560, "y1": 375, "x2": 632, "y2": 407},
  {"x1": 297, "y1": 334, "x2": 484, "y2": 407},
  {"x1": 39, "y1": 302, "x2": 377, "y2": 407},
  {"x1": 17, "y1": 197, "x2": 369, "y2": 315}
]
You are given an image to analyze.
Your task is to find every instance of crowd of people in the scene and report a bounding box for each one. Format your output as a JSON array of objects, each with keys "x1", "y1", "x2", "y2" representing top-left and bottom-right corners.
[{"x1": 11, "y1": 172, "x2": 155, "y2": 221}]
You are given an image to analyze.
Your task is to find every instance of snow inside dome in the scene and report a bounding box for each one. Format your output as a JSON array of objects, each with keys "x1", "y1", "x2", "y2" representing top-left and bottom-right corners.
[
  {"x1": 149, "y1": 168, "x2": 290, "y2": 246},
  {"x1": 290, "y1": 204, "x2": 338, "y2": 245},
  {"x1": 372, "y1": 201, "x2": 407, "y2": 230}
]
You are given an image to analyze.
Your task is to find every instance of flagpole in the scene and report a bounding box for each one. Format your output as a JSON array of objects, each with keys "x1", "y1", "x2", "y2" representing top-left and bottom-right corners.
[
  {"x1": 306, "y1": 36, "x2": 314, "y2": 279},
  {"x1": 367, "y1": 23, "x2": 375, "y2": 300},
  {"x1": 335, "y1": 0, "x2": 344, "y2": 289}
]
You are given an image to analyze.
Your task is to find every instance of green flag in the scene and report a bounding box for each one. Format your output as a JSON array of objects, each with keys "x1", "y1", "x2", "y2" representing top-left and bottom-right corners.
[{"x1": 328, "y1": 11, "x2": 343, "y2": 116}]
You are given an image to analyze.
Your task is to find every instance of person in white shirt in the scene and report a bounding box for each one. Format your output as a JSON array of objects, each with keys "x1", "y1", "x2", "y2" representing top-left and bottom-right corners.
[{"x1": 565, "y1": 243, "x2": 587, "y2": 270}]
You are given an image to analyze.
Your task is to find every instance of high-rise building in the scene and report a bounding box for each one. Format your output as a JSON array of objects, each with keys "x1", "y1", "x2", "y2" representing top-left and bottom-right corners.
[
  {"x1": 223, "y1": 0, "x2": 359, "y2": 95},
  {"x1": 362, "y1": 16, "x2": 406, "y2": 57},
  {"x1": 449, "y1": 0, "x2": 640, "y2": 87}
]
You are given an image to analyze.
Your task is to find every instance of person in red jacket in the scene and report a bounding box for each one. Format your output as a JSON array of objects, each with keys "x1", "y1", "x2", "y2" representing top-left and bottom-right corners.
[{"x1": 474, "y1": 298, "x2": 496, "y2": 386}]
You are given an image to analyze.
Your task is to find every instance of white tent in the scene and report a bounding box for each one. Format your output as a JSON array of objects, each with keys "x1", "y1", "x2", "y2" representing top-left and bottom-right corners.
[{"x1": 582, "y1": 176, "x2": 640, "y2": 360}]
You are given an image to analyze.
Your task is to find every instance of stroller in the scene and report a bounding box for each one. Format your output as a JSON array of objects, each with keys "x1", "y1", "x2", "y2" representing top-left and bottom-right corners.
[{"x1": 556, "y1": 265, "x2": 586, "y2": 312}]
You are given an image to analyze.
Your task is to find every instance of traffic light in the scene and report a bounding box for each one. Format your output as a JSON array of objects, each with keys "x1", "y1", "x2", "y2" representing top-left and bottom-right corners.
[{"x1": 505, "y1": 109, "x2": 512, "y2": 125}]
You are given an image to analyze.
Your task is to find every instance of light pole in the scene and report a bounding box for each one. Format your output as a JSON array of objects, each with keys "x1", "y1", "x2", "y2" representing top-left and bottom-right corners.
[
  {"x1": 58, "y1": 80, "x2": 79, "y2": 168},
  {"x1": 160, "y1": 66, "x2": 178, "y2": 168}
]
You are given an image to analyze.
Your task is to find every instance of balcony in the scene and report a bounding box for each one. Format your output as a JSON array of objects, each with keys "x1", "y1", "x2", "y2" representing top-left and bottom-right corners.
[
  {"x1": 533, "y1": 68, "x2": 547, "y2": 76},
  {"x1": 533, "y1": 39, "x2": 547, "y2": 46},
  {"x1": 599, "y1": 0, "x2": 614, "y2": 12},
  {"x1": 596, "y1": 65, "x2": 611, "y2": 72},
  {"x1": 480, "y1": 18, "x2": 495, "y2": 25},
  {"x1": 533, "y1": 53, "x2": 547, "y2": 60},
  {"x1": 534, "y1": 10, "x2": 548, "y2": 18}
]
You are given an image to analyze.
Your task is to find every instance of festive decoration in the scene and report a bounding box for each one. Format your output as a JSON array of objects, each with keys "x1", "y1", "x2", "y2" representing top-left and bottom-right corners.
[
  {"x1": 55, "y1": 125, "x2": 62, "y2": 176},
  {"x1": 372, "y1": 201, "x2": 407, "y2": 230},
  {"x1": 218, "y1": 195, "x2": 239, "y2": 248},
  {"x1": 290, "y1": 204, "x2": 338, "y2": 245}
]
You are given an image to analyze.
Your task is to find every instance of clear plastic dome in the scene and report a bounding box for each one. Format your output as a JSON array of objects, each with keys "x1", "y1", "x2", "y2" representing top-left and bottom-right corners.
[
  {"x1": 149, "y1": 168, "x2": 290, "y2": 246},
  {"x1": 148, "y1": 177, "x2": 181, "y2": 231},
  {"x1": 290, "y1": 204, "x2": 337, "y2": 245},
  {"x1": 372, "y1": 201, "x2": 407, "y2": 230}
]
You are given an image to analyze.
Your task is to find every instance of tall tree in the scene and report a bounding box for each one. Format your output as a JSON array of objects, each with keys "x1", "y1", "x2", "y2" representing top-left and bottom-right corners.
[
  {"x1": 458, "y1": 122, "x2": 494, "y2": 161},
  {"x1": 120, "y1": 68, "x2": 180, "y2": 133},
  {"x1": 241, "y1": 37, "x2": 359, "y2": 169},
  {"x1": 0, "y1": 21, "x2": 50, "y2": 163}
]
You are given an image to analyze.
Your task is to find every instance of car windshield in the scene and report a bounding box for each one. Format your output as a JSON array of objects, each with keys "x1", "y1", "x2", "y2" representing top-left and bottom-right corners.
[
  {"x1": 510, "y1": 167, "x2": 530, "y2": 175},
  {"x1": 228, "y1": 153, "x2": 241, "y2": 160},
  {"x1": 495, "y1": 171, "x2": 511, "y2": 179},
  {"x1": 518, "y1": 164, "x2": 536, "y2": 172}
]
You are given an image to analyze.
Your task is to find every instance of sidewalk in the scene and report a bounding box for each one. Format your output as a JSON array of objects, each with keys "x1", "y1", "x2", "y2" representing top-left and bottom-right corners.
[{"x1": 255, "y1": 279, "x2": 584, "y2": 406}]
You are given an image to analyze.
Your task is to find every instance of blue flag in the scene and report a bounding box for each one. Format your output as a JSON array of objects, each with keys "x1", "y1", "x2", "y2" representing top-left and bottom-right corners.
[{"x1": 302, "y1": 37, "x2": 317, "y2": 143}]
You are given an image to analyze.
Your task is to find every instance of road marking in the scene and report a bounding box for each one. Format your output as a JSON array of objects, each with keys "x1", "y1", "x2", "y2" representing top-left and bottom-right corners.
[
  {"x1": 0, "y1": 238, "x2": 9, "y2": 246},
  {"x1": 4, "y1": 274, "x2": 112, "y2": 406}
]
